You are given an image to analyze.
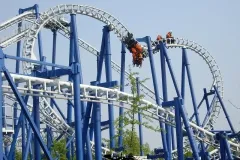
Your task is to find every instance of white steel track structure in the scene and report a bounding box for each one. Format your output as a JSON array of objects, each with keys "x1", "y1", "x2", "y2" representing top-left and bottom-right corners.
[
  {"x1": 0, "y1": 4, "x2": 227, "y2": 159},
  {"x1": 0, "y1": 73, "x2": 239, "y2": 158},
  {"x1": 21, "y1": 4, "x2": 223, "y2": 131}
]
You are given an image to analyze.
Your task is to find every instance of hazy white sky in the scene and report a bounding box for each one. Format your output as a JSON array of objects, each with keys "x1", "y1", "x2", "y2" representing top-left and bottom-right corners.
[{"x1": 0, "y1": 0, "x2": 239, "y2": 150}]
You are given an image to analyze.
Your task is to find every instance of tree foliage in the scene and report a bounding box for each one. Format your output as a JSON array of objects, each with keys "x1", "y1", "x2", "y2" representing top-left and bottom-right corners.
[
  {"x1": 51, "y1": 139, "x2": 68, "y2": 160},
  {"x1": 111, "y1": 68, "x2": 161, "y2": 156}
]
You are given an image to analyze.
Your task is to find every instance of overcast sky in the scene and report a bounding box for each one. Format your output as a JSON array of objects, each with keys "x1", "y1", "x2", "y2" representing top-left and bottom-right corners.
[{"x1": 0, "y1": 0, "x2": 239, "y2": 150}]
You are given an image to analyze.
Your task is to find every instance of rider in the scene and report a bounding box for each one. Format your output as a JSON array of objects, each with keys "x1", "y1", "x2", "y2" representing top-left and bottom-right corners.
[
  {"x1": 166, "y1": 31, "x2": 173, "y2": 38},
  {"x1": 166, "y1": 30, "x2": 175, "y2": 44}
]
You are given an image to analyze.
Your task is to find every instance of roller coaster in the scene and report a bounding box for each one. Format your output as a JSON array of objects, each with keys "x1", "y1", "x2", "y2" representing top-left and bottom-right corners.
[{"x1": 0, "y1": 4, "x2": 239, "y2": 160}]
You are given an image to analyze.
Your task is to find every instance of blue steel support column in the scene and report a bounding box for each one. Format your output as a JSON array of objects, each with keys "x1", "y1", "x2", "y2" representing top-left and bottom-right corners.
[
  {"x1": 8, "y1": 95, "x2": 29, "y2": 160},
  {"x1": 23, "y1": 114, "x2": 33, "y2": 160},
  {"x1": 0, "y1": 48, "x2": 52, "y2": 160},
  {"x1": 14, "y1": 9, "x2": 23, "y2": 159},
  {"x1": 219, "y1": 133, "x2": 226, "y2": 160},
  {"x1": 103, "y1": 26, "x2": 115, "y2": 149},
  {"x1": 82, "y1": 102, "x2": 93, "y2": 145},
  {"x1": 183, "y1": 48, "x2": 206, "y2": 157},
  {"x1": 174, "y1": 98, "x2": 183, "y2": 160},
  {"x1": 136, "y1": 77, "x2": 144, "y2": 156},
  {"x1": 203, "y1": 88, "x2": 210, "y2": 111},
  {"x1": 0, "y1": 50, "x2": 3, "y2": 160},
  {"x1": 89, "y1": 107, "x2": 95, "y2": 141},
  {"x1": 22, "y1": 116, "x2": 26, "y2": 159},
  {"x1": 70, "y1": 14, "x2": 83, "y2": 160},
  {"x1": 160, "y1": 44, "x2": 199, "y2": 159},
  {"x1": 146, "y1": 37, "x2": 168, "y2": 159},
  {"x1": 159, "y1": 42, "x2": 172, "y2": 158},
  {"x1": 51, "y1": 30, "x2": 57, "y2": 71},
  {"x1": 93, "y1": 86, "x2": 102, "y2": 159},
  {"x1": 214, "y1": 85, "x2": 236, "y2": 134},
  {"x1": 35, "y1": 4, "x2": 43, "y2": 60},
  {"x1": 175, "y1": 98, "x2": 200, "y2": 160},
  {"x1": 67, "y1": 22, "x2": 74, "y2": 159},
  {"x1": 96, "y1": 30, "x2": 105, "y2": 82},
  {"x1": 81, "y1": 102, "x2": 92, "y2": 160},
  {"x1": 34, "y1": 5, "x2": 44, "y2": 159},
  {"x1": 2, "y1": 68, "x2": 53, "y2": 159},
  {"x1": 223, "y1": 134, "x2": 233, "y2": 160},
  {"x1": 181, "y1": 47, "x2": 186, "y2": 99},
  {"x1": 33, "y1": 84, "x2": 41, "y2": 160},
  {"x1": 48, "y1": 29, "x2": 57, "y2": 151},
  {"x1": 118, "y1": 42, "x2": 126, "y2": 148}
]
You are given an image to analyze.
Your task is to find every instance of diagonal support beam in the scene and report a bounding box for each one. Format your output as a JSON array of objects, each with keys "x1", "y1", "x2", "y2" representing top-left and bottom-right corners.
[{"x1": 0, "y1": 48, "x2": 52, "y2": 160}]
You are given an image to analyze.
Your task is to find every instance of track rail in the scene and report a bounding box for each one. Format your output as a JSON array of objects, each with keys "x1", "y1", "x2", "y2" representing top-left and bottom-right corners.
[
  {"x1": 0, "y1": 5, "x2": 227, "y2": 159},
  {"x1": 0, "y1": 11, "x2": 34, "y2": 32},
  {"x1": 22, "y1": 4, "x2": 130, "y2": 74},
  {"x1": 1, "y1": 73, "x2": 239, "y2": 157},
  {"x1": 20, "y1": 4, "x2": 223, "y2": 130},
  {"x1": 166, "y1": 39, "x2": 223, "y2": 130}
]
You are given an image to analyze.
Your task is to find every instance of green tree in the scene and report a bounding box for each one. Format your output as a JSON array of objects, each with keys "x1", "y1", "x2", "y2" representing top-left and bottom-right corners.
[
  {"x1": 15, "y1": 149, "x2": 22, "y2": 160},
  {"x1": 51, "y1": 139, "x2": 68, "y2": 160},
  {"x1": 111, "y1": 68, "x2": 161, "y2": 156}
]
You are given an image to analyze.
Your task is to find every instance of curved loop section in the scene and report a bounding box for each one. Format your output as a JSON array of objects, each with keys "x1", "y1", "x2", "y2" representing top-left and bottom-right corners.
[
  {"x1": 22, "y1": 4, "x2": 131, "y2": 74},
  {"x1": 166, "y1": 38, "x2": 223, "y2": 130}
]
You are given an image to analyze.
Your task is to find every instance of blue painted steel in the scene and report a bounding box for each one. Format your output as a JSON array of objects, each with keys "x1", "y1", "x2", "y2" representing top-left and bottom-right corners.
[
  {"x1": 223, "y1": 136, "x2": 233, "y2": 160},
  {"x1": 94, "y1": 101, "x2": 102, "y2": 159},
  {"x1": 7, "y1": 96, "x2": 29, "y2": 160},
  {"x1": 67, "y1": 23, "x2": 75, "y2": 159},
  {"x1": 118, "y1": 42, "x2": 126, "y2": 148},
  {"x1": 202, "y1": 94, "x2": 216, "y2": 127},
  {"x1": 96, "y1": 81, "x2": 118, "y2": 88},
  {"x1": 70, "y1": 14, "x2": 83, "y2": 160},
  {"x1": 204, "y1": 88, "x2": 210, "y2": 111},
  {"x1": 159, "y1": 42, "x2": 172, "y2": 159},
  {"x1": 51, "y1": 99, "x2": 66, "y2": 120},
  {"x1": 217, "y1": 132, "x2": 227, "y2": 160},
  {"x1": 220, "y1": 139, "x2": 226, "y2": 160},
  {"x1": 52, "y1": 30, "x2": 57, "y2": 71},
  {"x1": 13, "y1": 9, "x2": 23, "y2": 159},
  {"x1": 103, "y1": 26, "x2": 115, "y2": 149},
  {"x1": 190, "y1": 96, "x2": 205, "y2": 121},
  {"x1": 183, "y1": 48, "x2": 206, "y2": 157},
  {"x1": 89, "y1": 107, "x2": 95, "y2": 141},
  {"x1": 162, "y1": 43, "x2": 181, "y2": 97},
  {"x1": 35, "y1": 4, "x2": 44, "y2": 61},
  {"x1": 5, "y1": 54, "x2": 71, "y2": 70},
  {"x1": 80, "y1": 100, "x2": 92, "y2": 160},
  {"x1": 145, "y1": 37, "x2": 168, "y2": 159},
  {"x1": 175, "y1": 97, "x2": 200, "y2": 160},
  {"x1": 214, "y1": 86, "x2": 236, "y2": 134},
  {"x1": 174, "y1": 98, "x2": 184, "y2": 160},
  {"x1": 33, "y1": 84, "x2": 41, "y2": 160},
  {"x1": 48, "y1": 46, "x2": 54, "y2": 151},
  {"x1": 82, "y1": 101, "x2": 93, "y2": 145},
  {"x1": 20, "y1": 4, "x2": 37, "y2": 13},
  {"x1": 136, "y1": 77, "x2": 144, "y2": 156},
  {"x1": 22, "y1": 116, "x2": 26, "y2": 160},
  {"x1": 162, "y1": 43, "x2": 200, "y2": 158},
  {"x1": 35, "y1": 68, "x2": 71, "y2": 78},
  {"x1": 23, "y1": 116, "x2": 33, "y2": 160},
  {"x1": 170, "y1": 120, "x2": 175, "y2": 150},
  {"x1": 96, "y1": 30, "x2": 105, "y2": 82}
]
